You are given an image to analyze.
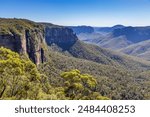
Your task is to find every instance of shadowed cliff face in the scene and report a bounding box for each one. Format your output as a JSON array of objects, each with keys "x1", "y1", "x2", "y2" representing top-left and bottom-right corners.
[
  {"x1": 0, "y1": 34, "x2": 22, "y2": 53},
  {"x1": 45, "y1": 26, "x2": 78, "y2": 50},
  {"x1": 0, "y1": 19, "x2": 46, "y2": 65},
  {"x1": 0, "y1": 19, "x2": 79, "y2": 64},
  {"x1": 0, "y1": 29, "x2": 45, "y2": 65},
  {"x1": 113, "y1": 27, "x2": 150, "y2": 43},
  {"x1": 24, "y1": 29, "x2": 45, "y2": 64}
]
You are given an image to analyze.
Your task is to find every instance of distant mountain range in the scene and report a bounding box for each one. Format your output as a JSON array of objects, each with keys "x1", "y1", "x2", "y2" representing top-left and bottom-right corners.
[
  {"x1": 0, "y1": 18, "x2": 150, "y2": 99},
  {"x1": 94, "y1": 25, "x2": 125, "y2": 33},
  {"x1": 69, "y1": 25, "x2": 150, "y2": 61},
  {"x1": 68, "y1": 26, "x2": 94, "y2": 34},
  {"x1": 119, "y1": 40, "x2": 150, "y2": 61}
]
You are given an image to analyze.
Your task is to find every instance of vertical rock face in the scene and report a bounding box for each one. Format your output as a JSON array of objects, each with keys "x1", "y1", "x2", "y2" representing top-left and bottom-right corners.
[
  {"x1": 0, "y1": 34, "x2": 22, "y2": 53},
  {"x1": 0, "y1": 19, "x2": 46, "y2": 65},
  {"x1": 24, "y1": 29, "x2": 45, "y2": 65},
  {"x1": 113, "y1": 26, "x2": 150, "y2": 43},
  {"x1": 0, "y1": 29, "x2": 45, "y2": 65},
  {"x1": 44, "y1": 25, "x2": 78, "y2": 50},
  {"x1": 0, "y1": 19, "x2": 79, "y2": 64}
]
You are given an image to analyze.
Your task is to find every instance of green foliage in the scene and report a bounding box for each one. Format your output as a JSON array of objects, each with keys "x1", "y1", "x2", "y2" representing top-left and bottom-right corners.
[
  {"x1": 68, "y1": 40, "x2": 150, "y2": 71},
  {"x1": 39, "y1": 47, "x2": 150, "y2": 100},
  {"x1": 61, "y1": 69, "x2": 109, "y2": 100},
  {"x1": 0, "y1": 47, "x2": 61, "y2": 99},
  {"x1": 1, "y1": 46, "x2": 149, "y2": 100},
  {"x1": 0, "y1": 47, "x2": 109, "y2": 100},
  {"x1": 0, "y1": 47, "x2": 41, "y2": 99},
  {"x1": 0, "y1": 18, "x2": 43, "y2": 35},
  {"x1": 0, "y1": 18, "x2": 150, "y2": 100}
]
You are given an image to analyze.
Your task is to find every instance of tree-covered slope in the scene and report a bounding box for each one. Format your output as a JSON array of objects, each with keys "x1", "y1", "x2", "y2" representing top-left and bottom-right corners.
[
  {"x1": 0, "y1": 47, "x2": 108, "y2": 100},
  {"x1": 71, "y1": 25, "x2": 150, "y2": 51},
  {"x1": 47, "y1": 39, "x2": 150, "y2": 71},
  {"x1": 0, "y1": 18, "x2": 150, "y2": 100},
  {"x1": 39, "y1": 46, "x2": 150, "y2": 99},
  {"x1": 119, "y1": 40, "x2": 150, "y2": 61}
]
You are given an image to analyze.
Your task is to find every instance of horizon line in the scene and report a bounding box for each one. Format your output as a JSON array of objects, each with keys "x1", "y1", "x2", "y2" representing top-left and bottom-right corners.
[{"x1": 1, "y1": 17, "x2": 150, "y2": 27}]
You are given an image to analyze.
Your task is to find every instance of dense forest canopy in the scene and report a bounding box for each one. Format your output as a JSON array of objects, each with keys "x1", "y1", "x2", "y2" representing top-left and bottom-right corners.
[
  {"x1": 0, "y1": 19, "x2": 150, "y2": 100},
  {"x1": 0, "y1": 47, "x2": 109, "y2": 100}
]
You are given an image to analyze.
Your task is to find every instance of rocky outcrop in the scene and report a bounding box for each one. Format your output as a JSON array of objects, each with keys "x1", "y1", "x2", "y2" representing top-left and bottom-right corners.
[
  {"x1": 0, "y1": 19, "x2": 46, "y2": 65},
  {"x1": 0, "y1": 19, "x2": 80, "y2": 64},
  {"x1": 113, "y1": 26, "x2": 150, "y2": 43},
  {"x1": 0, "y1": 29, "x2": 45, "y2": 65},
  {"x1": 24, "y1": 29, "x2": 46, "y2": 64},
  {"x1": 44, "y1": 24, "x2": 78, "y2": 50},
  {"x1": 69, "y1": 26, "x2": 94, "y2": 34},
  {"x1": 0, "y1": 34, "x2": 22, "y2": 53}
]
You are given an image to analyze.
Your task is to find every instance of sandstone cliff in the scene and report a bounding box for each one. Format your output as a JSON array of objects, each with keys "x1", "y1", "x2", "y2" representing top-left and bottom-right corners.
[
  {"x1": 0, "y1": 18, "x2": 46, "y2": 65},
  {"x1": 43, "y1": 23, "x2": 78, "y2": 50},
  {"x1": 0, "y1": 19, "x2": 79, "y2": 64}
]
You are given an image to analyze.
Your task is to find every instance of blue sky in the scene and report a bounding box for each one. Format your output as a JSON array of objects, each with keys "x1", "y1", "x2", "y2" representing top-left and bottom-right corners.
[{"x1": 0, "y1": 0, "x2": 150, "y2": 26}]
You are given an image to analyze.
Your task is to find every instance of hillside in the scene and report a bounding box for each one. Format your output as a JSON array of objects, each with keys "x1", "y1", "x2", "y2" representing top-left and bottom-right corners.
[
  {"x1": 0, "y1": 18, "x2": 47, "y2": 65},
  {"x1": 45, "y1": 36, "x2": 150, "y2": 71},
  {"x1": 71, "y1": 26, "x2": 150, "y2": 51},
  {"x1": 0, "y1": 18, "x2": 150, "y2": 99},
  {"x1": 113, "y1": 26, "x2": 150, "y2": 43},
  {"x1": 77, "y1": 33, "x2": 132, "y2": 50},
  {"x1": 0, "y1": 47, "x2": 110, "y2": 100},
  {"x1": 39, "y1": 46, "x2": 150, "y2": 99},
  {"x1": 70, "y1": 25, "x2": 133, "y2": 50},
  {"x1": 119, "y1": 40, "x2": 150, "y2": 61},
  {"x1": 69, "y1": 40, "x2": 150, "y2": 70},
  {"x1": 44, "y1": 23, "x2": 78, "y2": 50},
  {"x1": 68, "y1": 26, "x2": 94, "y2": 34},
  {"x1": 94, "y1": 25, "x2": 125, "y2": 33},
  {"x1": 37, "y1": 23, "x2": 150, "y2": 70}
]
